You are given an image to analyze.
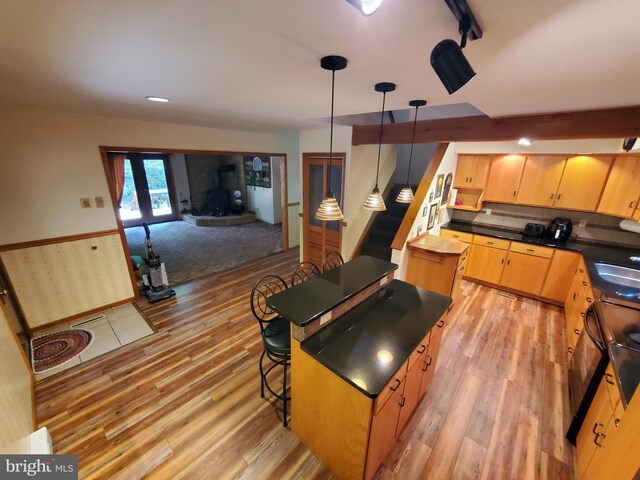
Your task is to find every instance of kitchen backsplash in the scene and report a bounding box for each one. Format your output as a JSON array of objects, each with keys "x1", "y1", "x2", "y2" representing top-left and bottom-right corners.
[{"x1": 451, "y1": 203, "x2": 640, "y2": 248}]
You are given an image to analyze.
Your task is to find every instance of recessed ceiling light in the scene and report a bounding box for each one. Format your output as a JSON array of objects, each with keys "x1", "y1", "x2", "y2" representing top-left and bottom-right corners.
[
  {"x1": 345, "y1": 0, "x2": 384, "y2": 15},
  {"x1": 518, "y1": 138, "x2": 532, "y2": 146},
  {"x1": 145, "y1": 96, "x2": 170, "y2": 103}
]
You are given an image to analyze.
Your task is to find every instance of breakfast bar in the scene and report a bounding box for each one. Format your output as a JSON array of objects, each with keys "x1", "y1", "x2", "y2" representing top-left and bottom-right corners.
[{"x1": 267, "y1": 255, "x2": 452, "y2": 480}]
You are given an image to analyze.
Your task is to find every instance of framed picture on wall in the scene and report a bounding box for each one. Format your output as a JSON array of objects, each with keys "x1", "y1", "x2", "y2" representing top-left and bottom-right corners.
[
  {"x1": 438, "y1": 206, "x2": 445, "y2": 224},
  {"x1": 427, "y1": 202, "x2": 438, "y2": 230},
  {"x1": 435, "y1": 174, "x2": 444, "y2": 199},
  {"x1": 422, "y1": 205, "x2": 428, "y2": 217},
  {"x1": 428, "y1": 190, "x2": 434, "y2": 203},
  {"x1": 417, "y1": 225, "x2": 423, "y2": 236},
  {"x1": 441, "y1": 173, "x2": 453, "y2": 206}
]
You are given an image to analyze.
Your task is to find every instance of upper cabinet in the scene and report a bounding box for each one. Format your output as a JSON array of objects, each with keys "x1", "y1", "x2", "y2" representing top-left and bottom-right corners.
[
  {"x1": 484, "y1": 154, "x2": 526, "y2": 203},
  {"x1": 516, "y1": 155, "x2": 567, "y2": 207},
  {"x1": 454, "y1": 155, "x2": 490, "y2": 189},
  {"x1": 553, "y1": 155, "x2": 613, "y2": 211},
  {"x1": 596, "y1": 156, "x2": 640, "y2": 218}
]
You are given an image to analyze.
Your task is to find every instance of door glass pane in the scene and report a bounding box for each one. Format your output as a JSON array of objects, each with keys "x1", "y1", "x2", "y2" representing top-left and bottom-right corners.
[
  {"x1": 326, "y1": 164, "x2": 343, "y2": 231},
  {"x1": 144, "y1": 159, "x2": 172, "y2": 217},
  {"x1": 309, "y1": 164, "x2": 324, "y2": 227},
  {"x1": 119, "y1": 159, "x2": 141, "y2": 220}
]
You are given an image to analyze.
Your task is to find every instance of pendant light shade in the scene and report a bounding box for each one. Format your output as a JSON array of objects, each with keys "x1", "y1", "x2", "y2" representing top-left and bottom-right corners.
[
  {"x1": 396, "y1": 99, "x2": 426, "y2": 204},
  {"x1": 364, "y1": 82, "x2": 396, "y2": 212},
  {"x1": 315, "y1": 55, "x2": 347, "y2": 222}
]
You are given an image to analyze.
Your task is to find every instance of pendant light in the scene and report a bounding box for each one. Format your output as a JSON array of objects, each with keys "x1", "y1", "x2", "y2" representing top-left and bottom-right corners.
[
  {"x1": 315, "y1": 55, "x2": 348, "y2": 222},
  {"x1": 396, "y1": 99, "x2": 427, "y2": 203},
  {"x1": 364, "y1": 82, "x2": 396, "y2": 211}
]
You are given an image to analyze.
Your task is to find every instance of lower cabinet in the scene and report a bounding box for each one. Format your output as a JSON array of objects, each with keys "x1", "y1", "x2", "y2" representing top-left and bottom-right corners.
[
  {"x1": 465, "y1": 244, "x2": 507, "y2": 284},
  {"x1": 500, "y1": 251, "x2": 551, "y2": 295}
]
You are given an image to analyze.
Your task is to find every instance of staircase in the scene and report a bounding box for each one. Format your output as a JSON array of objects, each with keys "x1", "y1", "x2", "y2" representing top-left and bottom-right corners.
[{"x1": 360, "y1": 184, "x2": 415, "y2": 261}]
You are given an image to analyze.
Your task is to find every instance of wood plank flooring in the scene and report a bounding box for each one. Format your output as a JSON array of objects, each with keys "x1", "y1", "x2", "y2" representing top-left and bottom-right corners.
[{"x1": 35, "y1": 249, "x2": 574, "y2": 479}]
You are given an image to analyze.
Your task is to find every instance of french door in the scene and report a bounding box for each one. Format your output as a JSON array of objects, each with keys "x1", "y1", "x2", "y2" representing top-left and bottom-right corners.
[
  {"x1": 302, "y1": 154, "x2": 344, "y2": 267},
  {"x1": 119, "y1": 154, "x2": 178, "y2": 227}
]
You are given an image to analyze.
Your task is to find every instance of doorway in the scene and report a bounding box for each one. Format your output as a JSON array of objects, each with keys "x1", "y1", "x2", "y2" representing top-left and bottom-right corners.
[
  {"x1": 116, "y1": 154, "x2": 179, "y2": 228},
  {"x1": 302, "y1": 153, "x2": 345, "y2": 267}
]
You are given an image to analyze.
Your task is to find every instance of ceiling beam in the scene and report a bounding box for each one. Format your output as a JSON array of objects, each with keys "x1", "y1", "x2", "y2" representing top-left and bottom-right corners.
[{"x1": 351, "y1": 106, "x2": 640, "y2": 145}]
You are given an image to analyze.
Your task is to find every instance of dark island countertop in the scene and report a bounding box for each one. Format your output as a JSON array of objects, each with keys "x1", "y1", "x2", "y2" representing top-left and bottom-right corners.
[
  {"x1": 267, "y1": 255, "x2": 397, "y2": 327},
  {"x1": 301, "y1": 280, "x2": 452, "y2": 398},
  {"x1": 442, "y1": 220, "x2": 640, "y2": 305}
]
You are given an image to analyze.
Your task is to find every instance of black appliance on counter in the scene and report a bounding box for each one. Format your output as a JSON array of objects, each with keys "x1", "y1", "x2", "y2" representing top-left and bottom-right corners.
[
  {"x1": 547, "y1": 217, "x2": 572, "y2": 241},
  {"x1": 523, "y1": 223, "x2": 546, "y2": 238}
]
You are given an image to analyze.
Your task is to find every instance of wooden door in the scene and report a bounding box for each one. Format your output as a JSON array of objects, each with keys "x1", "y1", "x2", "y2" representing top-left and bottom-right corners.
[
  {"x1": 302, "y1": 154, "x2": 344, "y2": 267},
  {"x1": 576, "y1": 380, "x2": 613, "y2": 480},
  {"x1": 554, "y1": 155, "x2": 613, "y2": 211},
  {"x1": 465, "y1": 244, "x2": 507, "y2": 284},
  {"x1": 484, "y1": 154, "x2": 526, "y2": 203},
  {"x1": 365, "y1": 377, "x2": 405, "y2": 480},
  {"x1": 516, "y1": 155, "x2": 566, "y2": 207},
  {"x1": 500, "y1": 251, "x2": 551, "y2": 296},
  {"x1": 541, "y1": 250, "x2": 580, "y2": 302},
  {"x1": 597, "y1": 156, "x2": 640, "y2": 218}
]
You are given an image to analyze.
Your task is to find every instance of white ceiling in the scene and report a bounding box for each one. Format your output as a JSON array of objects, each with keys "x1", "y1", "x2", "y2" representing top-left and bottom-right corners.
[{"x1": 1, "y1": 0, "x2": 639, "y2": 133}]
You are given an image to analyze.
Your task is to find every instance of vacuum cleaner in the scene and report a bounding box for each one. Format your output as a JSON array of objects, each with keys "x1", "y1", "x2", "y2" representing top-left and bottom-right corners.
[{"x1": 142, "y1": 223, "x2": 176, "y2": 303}]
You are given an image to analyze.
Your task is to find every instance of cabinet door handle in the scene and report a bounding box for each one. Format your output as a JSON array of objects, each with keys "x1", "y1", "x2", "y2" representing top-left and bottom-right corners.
[
  {"x1": 574, "y1": 328, "x2": 581, "y2": 335},
  {"x1": 437, "y1": 320, "x2": 445, "y2": 328},
  {"x1": 579, "y1": 268, "x2": 584, "y2": 273},
  {"x1": 501, "y1": 258, "x2": 505, "y2": 264},
  {"x1": 580, "y1": 312, "x2": 585, "y2": 319},
  {"x1": 605, "y1": 373, "x2": 615, "y2": 385},
  {"x1": 630, "y1": 200, "x2": 636, "y2": 209},
  {"x1": 557, "y1": 193, "x2": 562, "y2": 200},
  {"x1": 550, "y1": 193, "x2": 554, "y2": 199},
  {"x1": 417, "y1": 344, "x2": 426, "y2": 354},
  {"x1": 389, "y1": 378, "x2": 401, "y2": 391},
  {"x1": 586, "y1": 297, "x2": 593, "y2": 303},
  {"x1": 422, "y1": 355, "x2": 432, "y2": 371},
  {"x1": 568, "y1": 347, "x2": 573, "y2": 353},
  {"x1": 594, "y1": 432, "x2": 606, "y2": 447},
  {"x1": 487, "y1": 241, "x2": 494, "y2": 245},
  {"x1": 592, "y1": 422, "x2": 605, "y2": 435},
  {"x1": 573, "y1": 292, "x2": 577, "y2": 301},
  {"x1": 615, "y1": 418, "x2": 621, "y2": 427},
  {"x1": 513, "y1": 190, "x2": 517, "y2": 197},
  {"x1": 460, "y1": 266, "x2": 465, "y2": 271},
  {"x1": 526, "y1": 248, "x2": 534, "y2": 252},
  {"x1": 453, "y1": 234, "x2": 460, "y2": 238},
  {"x1": 582, "y1": 281, "x2": 587, "y2": 287},
  {"x1": 399, "y1": 395, "x2": 406, "y2": 407},
  {"x1": 507, "y1": 259, "x2": 511, "y2": 265},
  {"x1": 470, "y1": 176, "x2": 473, "y2": 183}
]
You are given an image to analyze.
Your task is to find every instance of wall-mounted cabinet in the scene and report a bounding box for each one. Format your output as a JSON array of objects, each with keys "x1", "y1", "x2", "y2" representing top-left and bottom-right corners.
[
  {"x1": 553, "y1": 155, "x2": 613, "y2": 211},
  {"x1": 596, "y1": 156, "x2": 640, "y2": 218},
  {"x1": 453, "y1": 155, "x2": 491, "y2": 189},
  {"x1": 484, "y1": 154, "x2": 526, "y2": 203},
  {"x1": 515, "y1": 155, "x2": 567, "y2": 207}
]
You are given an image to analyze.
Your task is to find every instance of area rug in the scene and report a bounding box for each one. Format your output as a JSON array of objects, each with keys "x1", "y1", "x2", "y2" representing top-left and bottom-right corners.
[
  {"x1": 31, "y1": 329, "x2": 94, "y2": 373},
  {"x1": 125, "y1": 220, "x2": 282, "y2": 286}
]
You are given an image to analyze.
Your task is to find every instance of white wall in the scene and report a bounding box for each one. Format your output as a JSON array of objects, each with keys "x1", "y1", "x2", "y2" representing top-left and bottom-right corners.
[
  {"x1": 246, "y1": 156, "x2": 283, "y2": 225},
  {"x1": 0, "y1": 308, "x2": 33, "y2": 454},
  {"x1": 392, "y1": 144, "x2": 458, "y2": 279},
  {"x1": 0, "y1": 105, "x2": 299, "y2": 245},
  {"x1": 169, "y1": 153, "x2": 190, "y2": 216}
]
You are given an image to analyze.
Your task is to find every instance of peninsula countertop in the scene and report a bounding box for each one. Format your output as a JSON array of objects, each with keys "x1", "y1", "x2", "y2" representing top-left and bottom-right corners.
[
  {"x1": 267, "y1": 255, "x2": 397, "y2": 327},
  {"x1": 300, "y1": 279, "x2": 452, "y2": 398}
]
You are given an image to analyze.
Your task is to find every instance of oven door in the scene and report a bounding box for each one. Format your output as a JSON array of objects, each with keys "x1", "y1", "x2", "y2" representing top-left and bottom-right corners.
[{"x1": 566, "y1": 304, "x2": 609, "y2": 444}]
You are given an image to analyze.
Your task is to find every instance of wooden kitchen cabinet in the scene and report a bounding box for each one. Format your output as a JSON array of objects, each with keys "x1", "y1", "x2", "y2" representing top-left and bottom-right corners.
[
  {"x1": 554, "y1": 155, "x2": 613, "y2": 211},
  {"x1": 397, "y1": 355, "x2": 424, "y2": 436},
  {"x1": 500, "y1": 250, "x2": 552, "y2": 296},
  {"x1": 439, "y1": 229, "x2": 473, "y2": 244},
  {"x1": 516, "y1": 155, "x2": 566, "y2": 207},
  {"x1": 465, "y1": 244, "x2": 508, "y2": 285},
  {"x1": 484, "y1": 154, "x2": 527, "y2": 203},
  {"x1": 541, "y1": 250, "x2": 580, "y2": 302},
  {"x1": 597, "y1": 155, "x2": 640, "y2": 218},
  {"x1": 454, "y1": 155, "x2": 491, "y2": 189}
]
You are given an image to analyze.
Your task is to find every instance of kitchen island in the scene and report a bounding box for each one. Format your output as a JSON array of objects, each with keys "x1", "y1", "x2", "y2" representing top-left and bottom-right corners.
[{"x1": 268, "y1": 256, "x2": 452, "y2": 480}]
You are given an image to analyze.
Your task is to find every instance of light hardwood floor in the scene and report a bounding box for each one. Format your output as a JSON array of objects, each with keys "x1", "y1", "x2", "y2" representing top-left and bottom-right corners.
[{"x1": 35, "y1": 249, "x2": 574, "y2": 479}]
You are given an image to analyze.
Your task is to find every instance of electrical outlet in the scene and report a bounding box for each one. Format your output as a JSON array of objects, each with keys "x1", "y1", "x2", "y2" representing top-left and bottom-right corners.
[
  {"x1": 579, "y1": 219, "x2": 587, "y2": 228},
  {"x1": 94, "y1": 196, "x2": 105, "y2": 208},
  {"x1": 485, "y1": 208, "x2": 492, "y2": 215},
  {"x1": 80, "y1": 198, "x2": 91, "y2": 208}
]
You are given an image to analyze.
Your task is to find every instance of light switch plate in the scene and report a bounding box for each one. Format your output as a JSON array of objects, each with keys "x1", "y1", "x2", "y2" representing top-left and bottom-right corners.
[
  {"x1": 94, "y1": 196, "x2": 105, "y2": 208},
  {"x1": 80, "y1": 198, "x2": 91, "y2": 208},
  {"x1": 579, "y1": 219, "x2": 587, "y2": 228}
]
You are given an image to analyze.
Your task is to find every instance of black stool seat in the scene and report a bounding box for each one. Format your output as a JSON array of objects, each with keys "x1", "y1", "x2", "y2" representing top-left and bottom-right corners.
[{"x1": 263, "y1": 317, "x2": 291, "y2": 355}]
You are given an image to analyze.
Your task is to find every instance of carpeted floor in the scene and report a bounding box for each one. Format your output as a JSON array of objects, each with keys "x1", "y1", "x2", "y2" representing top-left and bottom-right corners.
[{"x1": 125, "y1": 220, "x2": 282, "y2": 286}]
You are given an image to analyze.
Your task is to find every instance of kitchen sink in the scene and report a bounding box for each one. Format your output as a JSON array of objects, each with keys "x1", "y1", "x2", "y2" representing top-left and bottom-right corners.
[{"x1": 595, "y1": 263, "x2": 640, "y2": 290}]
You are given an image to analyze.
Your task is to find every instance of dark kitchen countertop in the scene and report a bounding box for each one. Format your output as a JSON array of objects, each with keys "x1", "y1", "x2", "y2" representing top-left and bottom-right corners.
[
  {"x1": 300, "y1": 280, "x2": 452, "y2": 398},
  {"x1": 442, "y1": 220, "x2": 640, "y2": 305},
  {"x1": 266, "y1": 255, "x2": 397, "y2": 327}
]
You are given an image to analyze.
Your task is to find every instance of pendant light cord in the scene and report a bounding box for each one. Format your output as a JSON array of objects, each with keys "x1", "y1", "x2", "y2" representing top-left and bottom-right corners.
[
  {"x1": 406, "y1": 104, "x2": 419, "y2": 185},
  {"x1": 327, "y1": 69, "x2": 336, "y2": 196},
  {"x1": 375, "y1": 91, "x2": 387, "y2": 188}
]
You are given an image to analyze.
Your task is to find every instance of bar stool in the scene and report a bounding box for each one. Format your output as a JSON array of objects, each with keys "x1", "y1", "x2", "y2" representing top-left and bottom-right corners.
[
  {"x1": 323, "y1": 251, "x2": 344, "y2": 272},
  {"x1": 291, "y1": 261, "x2": 321, "y2": 286},
  {"x1": 250, "y1": 274, "x2": 291, "y2": 427}
]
